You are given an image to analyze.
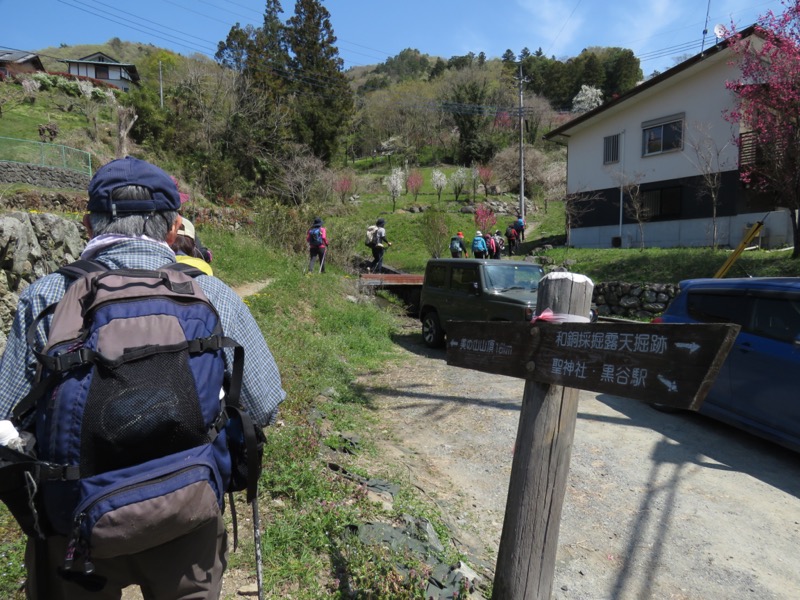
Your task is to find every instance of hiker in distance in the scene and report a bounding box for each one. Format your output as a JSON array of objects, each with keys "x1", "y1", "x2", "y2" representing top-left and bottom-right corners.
[
  {"x1": 307, "y1": 216, "x2": 328, "y2": 273},
  {"x1": 367, "y1": 217, "x2": 391, "y2": 273},
  {"x1": 0, "y1": 157, "x2": 286, "y2": 599},
  {"x1": 449, "y1": 231, "x2": 469, "y2": 258},
  {"x1": 472, "y1": 230, "x2": 488, "y2": 259}
]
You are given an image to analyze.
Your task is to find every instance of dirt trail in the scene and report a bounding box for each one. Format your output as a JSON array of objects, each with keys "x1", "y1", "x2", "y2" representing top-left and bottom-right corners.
[{"x1": 361, "y1": 321, "x2": 800, "y2": 599}]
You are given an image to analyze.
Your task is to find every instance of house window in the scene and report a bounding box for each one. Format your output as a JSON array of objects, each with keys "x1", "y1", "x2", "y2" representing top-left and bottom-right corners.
[
  {"x1": 640, "y1": 187, "x2": 681, "y2": 218},
  {"x1": 603, "y1": 134, "x2": 620, "y2": 164},
  {"x1": 642, "y1": 113, "x2": 684, "y2": 156},
  {"x1": 95, "y1": 65, "x2": 109, "y2": 79}
]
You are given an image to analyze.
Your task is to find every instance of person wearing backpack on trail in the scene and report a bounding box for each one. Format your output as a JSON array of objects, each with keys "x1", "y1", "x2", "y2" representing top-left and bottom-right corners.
[
  {"x1": 368, "y1": 218, "x2": 391, "y2": 273},
  {"x1": 493, "y1": 230, "x2": 505, "y2": 259},
  {"x1": 472, "y1": 230, "x2": 488, "y2": 259},
  {"x1": 0, "y1": 157, "x2": 286, "y2": 600},
  {"x1": 483, "y1": 231, "x2": 497, "y2": 259},
  {"x1": 514, "y1": 214, "x2": 526, "y2": 241},
  {"x1": 306, "y1": 216, "x2": 328, "y2": 273},
  {"x1": 505, "y1": 223, "x2": 518, "y2": 256},
  {"x1": 449, "y1": 231, "x2": 468, "y2": 258}
]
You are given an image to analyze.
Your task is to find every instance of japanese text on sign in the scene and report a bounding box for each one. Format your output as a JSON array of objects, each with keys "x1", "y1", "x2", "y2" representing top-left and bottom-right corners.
[{"x1": 554, "y1": 331, "x2": 668, "y2": 355}]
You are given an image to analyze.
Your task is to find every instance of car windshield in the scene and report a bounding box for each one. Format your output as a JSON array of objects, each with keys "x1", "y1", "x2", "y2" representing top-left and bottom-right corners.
[{"x1": 484, "y1": 264, "x2": 544, "y2": 291}]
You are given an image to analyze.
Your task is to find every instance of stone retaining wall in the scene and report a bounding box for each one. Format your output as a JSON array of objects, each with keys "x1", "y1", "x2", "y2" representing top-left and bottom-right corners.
[
  {"x1": 0, "y1": 211, "x2": 86, "y2": 353},
  {"x1": 0, "y1": 161, "x2": 91, "y2": 191},
  {"x1": 593, "y1": 281, "x2": 679, "y2": 320}
]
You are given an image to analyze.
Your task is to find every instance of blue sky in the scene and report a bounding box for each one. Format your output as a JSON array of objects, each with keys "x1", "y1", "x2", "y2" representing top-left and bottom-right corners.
[{"x1": 0, "y1": 0, "x2": 787, "y2": 76}]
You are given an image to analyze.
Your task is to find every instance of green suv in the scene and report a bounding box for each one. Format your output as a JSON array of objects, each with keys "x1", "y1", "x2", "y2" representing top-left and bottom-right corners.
[{"x1": 419, "y1": 258, "x2": 545, "y2": 348}]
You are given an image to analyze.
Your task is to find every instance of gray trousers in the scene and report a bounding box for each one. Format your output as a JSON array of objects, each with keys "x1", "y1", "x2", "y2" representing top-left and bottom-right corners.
[{"x1": 25, "y1": 515, "x2": 228, "y2": 600}]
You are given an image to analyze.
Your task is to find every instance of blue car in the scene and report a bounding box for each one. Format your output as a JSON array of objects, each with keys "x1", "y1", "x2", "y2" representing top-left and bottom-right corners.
[{"x1": 653, "y1": 277, "x2": 800, "y2": 452}]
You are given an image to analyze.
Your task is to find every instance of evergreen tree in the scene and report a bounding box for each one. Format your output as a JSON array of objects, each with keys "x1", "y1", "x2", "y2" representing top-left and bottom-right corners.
[
  {"x1": 602, "y1": 48, "x2": 642, "y2": 98},
  {"x1": 429, "y1": 57, "x2": 447, "y2": 79},
  {"x1": 285, "y1": 0, "x2": 354, "y2": 164},
  {"x1": 215, "y1": 1, "x2": 291, "y2": 184},
  {"x1": 581, "y1": 53, "x2": 605, "y2": 88}
]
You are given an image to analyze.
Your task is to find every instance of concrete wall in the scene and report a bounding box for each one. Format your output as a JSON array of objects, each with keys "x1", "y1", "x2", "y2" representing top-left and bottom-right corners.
[{"x1": 570, "y1": 208, "x2": 793, "y2": 249}]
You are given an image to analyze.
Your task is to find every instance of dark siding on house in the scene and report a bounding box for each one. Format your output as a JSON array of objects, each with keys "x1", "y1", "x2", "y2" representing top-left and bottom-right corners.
[{"x1": 572, "y1": 171, "x2": 776, "y2": 229}]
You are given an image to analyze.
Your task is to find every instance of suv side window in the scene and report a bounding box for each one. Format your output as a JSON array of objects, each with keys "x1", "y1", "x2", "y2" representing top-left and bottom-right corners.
[
  {"x1": 751, "y1": 296, "x2": 800, "y2": 342},
  {"x1": 426, "y1": 265, "x2": 448, "y2": 288},
  {"x1": 686, "y1": 292, "x2": 751, "y2": 326},
  {"x1": 451, "y1": 266, "x2": 479, "y2": 293}
]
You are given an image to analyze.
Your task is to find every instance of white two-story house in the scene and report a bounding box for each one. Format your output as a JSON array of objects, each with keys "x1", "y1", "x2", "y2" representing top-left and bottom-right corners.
[{"x1": 544, "y1": 26, "x2": 791, "y2": 250}]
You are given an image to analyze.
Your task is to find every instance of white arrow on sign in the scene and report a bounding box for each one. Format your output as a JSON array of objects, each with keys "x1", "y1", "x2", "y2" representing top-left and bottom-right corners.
[
  {"x1": 657, "y1": 374, "x2": 678, "y2": 392},
  {"x1": 449, "y1": 339, "x2": 460, "y2": 348},
  {"x1": 675, "y1": 342, "x2": 701, "y2": 354}
]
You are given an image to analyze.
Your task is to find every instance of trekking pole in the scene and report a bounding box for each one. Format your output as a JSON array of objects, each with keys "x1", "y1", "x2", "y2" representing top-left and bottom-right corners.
[
  {"x1": 318, "y1": 247, "x2": 327, "y2": 274},
  {"x1": 252, "y1": 499, "x2": 264, "y2": 600}
]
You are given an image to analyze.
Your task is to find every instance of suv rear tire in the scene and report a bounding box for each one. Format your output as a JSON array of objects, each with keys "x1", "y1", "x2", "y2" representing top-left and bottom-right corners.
[{"x1": 421, "y1": 311, "x2": 445, "y2": 348}]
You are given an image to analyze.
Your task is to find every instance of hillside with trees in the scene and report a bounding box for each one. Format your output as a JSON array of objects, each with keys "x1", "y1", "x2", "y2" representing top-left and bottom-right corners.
[{"x1": 2, "y1": 0, "x2": 645, "y2": 212}]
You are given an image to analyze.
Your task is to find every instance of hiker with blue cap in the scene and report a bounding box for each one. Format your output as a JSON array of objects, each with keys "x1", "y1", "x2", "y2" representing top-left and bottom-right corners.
[{"x1": 0, "y1": 156, "x2": 286, "y2": 599}]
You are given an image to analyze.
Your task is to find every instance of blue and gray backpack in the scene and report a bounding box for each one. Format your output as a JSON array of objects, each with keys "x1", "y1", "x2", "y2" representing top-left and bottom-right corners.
[
  {"x1": 309, "y1": 227, "x2": 324, "y2": 247},
  {"x1": 3, "y1": 260, "x2": 261, "y2": 575}
]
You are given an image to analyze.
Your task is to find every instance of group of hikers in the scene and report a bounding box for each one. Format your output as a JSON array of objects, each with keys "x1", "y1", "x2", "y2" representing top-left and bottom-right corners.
[
  {"x1": 306, "y1": 216, "x2": 392, "y2": 274},
  {"x1": 307, "y1": 214, "x2": 525, "y2": 274},
  {"x1": 450, "y1": 216, "x2": 526, "y2": 259}
]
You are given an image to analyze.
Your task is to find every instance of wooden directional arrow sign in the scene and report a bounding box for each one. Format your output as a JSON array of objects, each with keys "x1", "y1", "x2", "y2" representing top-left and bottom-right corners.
[{"x1": 445, "y1": 321, "x2": 740, "y2": 410}]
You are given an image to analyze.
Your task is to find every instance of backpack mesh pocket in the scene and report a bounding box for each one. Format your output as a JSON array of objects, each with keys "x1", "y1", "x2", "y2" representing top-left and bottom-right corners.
[{"x1": 80, "y1": 350, "x2": 207, "y2": 476}]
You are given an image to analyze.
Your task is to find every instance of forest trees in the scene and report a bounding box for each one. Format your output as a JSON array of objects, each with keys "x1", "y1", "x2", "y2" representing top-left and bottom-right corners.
[
  {"x1": 286, "y1": 0, "x2": 354, "y2": 165},
  {"x1": 725, "y1": 2, "x2": 800, "y2": 258}
]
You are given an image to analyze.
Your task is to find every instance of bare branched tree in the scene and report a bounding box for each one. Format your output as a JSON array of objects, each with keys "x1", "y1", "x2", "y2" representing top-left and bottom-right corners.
[
  {"x1": 684, "y1": 121, "x2": 731, "y2": 249},
  {"x1": 279, "y1": 148, "x2": 326, "y2": 206},
  {"x1": 564, "y1": 190, "x2": 602, "y2": 246},
  {"x1": 609, "y1": 169, "x2": 649, "y2": 250}
]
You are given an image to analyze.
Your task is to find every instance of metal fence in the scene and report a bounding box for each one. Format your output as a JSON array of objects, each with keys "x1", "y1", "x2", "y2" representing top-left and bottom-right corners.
[{"x1": 0, "y1": 136, "x2": 92, "y2": 175}]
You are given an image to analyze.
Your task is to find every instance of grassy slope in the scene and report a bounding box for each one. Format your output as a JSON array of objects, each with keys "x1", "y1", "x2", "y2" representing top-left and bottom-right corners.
[{"x1": 318, "y1": 166, "x2": 799, "y2": 281}]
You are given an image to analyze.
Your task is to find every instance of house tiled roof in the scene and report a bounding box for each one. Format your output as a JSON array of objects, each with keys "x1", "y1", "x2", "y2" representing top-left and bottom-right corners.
[
  {"x1": 544, "y1": 24, "x2": 758, "y2": 142},
  {"x1": 0, "y1": 50, "x2": 45, "y2": 69}
]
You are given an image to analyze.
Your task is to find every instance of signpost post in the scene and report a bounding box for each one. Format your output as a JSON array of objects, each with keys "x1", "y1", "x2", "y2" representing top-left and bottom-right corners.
[{"x1": 445, "y1": 273, "x2": 739, "y2": 600}]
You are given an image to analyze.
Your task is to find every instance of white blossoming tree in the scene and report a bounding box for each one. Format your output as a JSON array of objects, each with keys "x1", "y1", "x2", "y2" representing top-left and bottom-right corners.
[
  {"x1": 571, "y1": 85, "x2": 603, "y2": 113},
  {"x1": 432, "y1": 169, "x2": 447, "y2": 202},
  {"x1": 451, "y1": 167, "x2": 468, "y2": 202},
  {"x1": 386, "y1": 167, "x2": 405, "y2": 212}
]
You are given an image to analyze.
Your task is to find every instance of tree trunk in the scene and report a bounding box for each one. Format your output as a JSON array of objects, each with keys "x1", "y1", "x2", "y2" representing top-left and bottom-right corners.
[
  {"x1": 116, "y1": 106, "x2": 138, "y2": 159},
  {"x1": 792, "y1": 208, "x2": 799, "y2": 259}
]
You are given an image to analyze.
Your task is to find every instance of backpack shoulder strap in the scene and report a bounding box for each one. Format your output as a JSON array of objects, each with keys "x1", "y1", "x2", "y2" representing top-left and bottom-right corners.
[
  {"x1": 13, "y1": 260, "x2": 107, "y2": 425},
  {"x1": 165, "y1": 261, "x2": 207, "y2": 279},
  {"x1": 57, "y1": 259, "x2": 108, "y2": 280}
]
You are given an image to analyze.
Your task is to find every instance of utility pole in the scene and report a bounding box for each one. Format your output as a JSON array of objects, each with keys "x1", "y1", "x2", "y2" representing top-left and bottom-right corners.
[
  {"x1": 159, "y1": 60, "x2": 164, "y2": 109},
  {"x1": 517, "y1": 63, "x2": 526, "y2": 222}
]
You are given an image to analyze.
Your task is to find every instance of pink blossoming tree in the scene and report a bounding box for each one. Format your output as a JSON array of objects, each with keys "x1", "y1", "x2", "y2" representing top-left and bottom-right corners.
[
  {"x1": 406, "y1": 169, "x2": 423, "y2": 201},
  {"x1": 724, "y1": 1, "x2": 800, "y2": 257}
]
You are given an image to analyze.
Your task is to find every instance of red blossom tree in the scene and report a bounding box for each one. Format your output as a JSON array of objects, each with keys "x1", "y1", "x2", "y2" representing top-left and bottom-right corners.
[
  {"x1": 474, "y1": 203, "x2": 497, "y2": 233},
  {"x1": 477, "y1": 165, "x2": 494, "y2": 197},
  {"x1": 406, "y1": 169, "x2": 423, "y2": 201},
  {"x1": 333, "y1": 174, "x2": 355, "y2": 204},
  {"x1": 724, "y1": 1, "x2": 800, "y2": 257}
]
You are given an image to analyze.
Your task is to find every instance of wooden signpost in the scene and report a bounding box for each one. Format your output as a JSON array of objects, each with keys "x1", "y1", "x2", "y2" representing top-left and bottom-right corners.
[{"x1": 445, "y1": 273, "x2": 739, "y2": 600}]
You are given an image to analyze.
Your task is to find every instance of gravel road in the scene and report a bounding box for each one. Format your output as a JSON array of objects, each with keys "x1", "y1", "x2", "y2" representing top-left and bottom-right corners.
[{"x1": 362, "y1": 323, "x2": 800, "y2": 600}]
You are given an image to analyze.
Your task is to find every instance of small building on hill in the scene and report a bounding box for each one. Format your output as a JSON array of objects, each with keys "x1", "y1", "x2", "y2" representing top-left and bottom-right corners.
[
  {"x1": 60, "y1": 52, "x2": 139, "y2": 91},
  {"x1": 0, "y1": 50, "x2": 45, "y2": 77},
  {"x1": 543, "y1": 25, "x2": 792, "y2": 250}
]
